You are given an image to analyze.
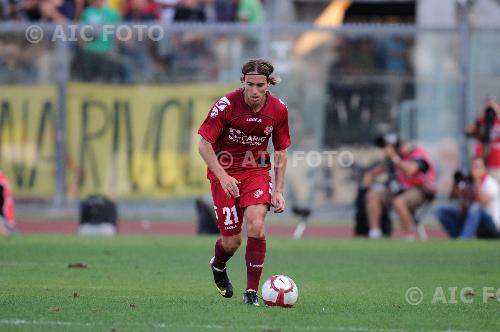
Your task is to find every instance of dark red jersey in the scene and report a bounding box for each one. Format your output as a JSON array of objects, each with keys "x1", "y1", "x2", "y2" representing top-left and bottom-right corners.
[{"x1": 198, "y1": 89, "x2": 291, "y2": 180}]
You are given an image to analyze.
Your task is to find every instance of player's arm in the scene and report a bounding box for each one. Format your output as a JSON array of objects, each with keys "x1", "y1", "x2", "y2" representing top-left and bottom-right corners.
[
  {"x1": 272, "y1": 149, "x2": 287, "y2": 213},
  {"x1": 198, "y1": 138, "x2": 240, "y2": 198}
]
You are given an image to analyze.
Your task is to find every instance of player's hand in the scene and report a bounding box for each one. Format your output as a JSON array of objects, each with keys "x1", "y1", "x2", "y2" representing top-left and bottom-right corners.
[
  {"x1": 219, "y1": 174, "x2": 241, "y2": 198},
  {"x1": 272, "y1": 191, "x2": 285, "y2": 213}
]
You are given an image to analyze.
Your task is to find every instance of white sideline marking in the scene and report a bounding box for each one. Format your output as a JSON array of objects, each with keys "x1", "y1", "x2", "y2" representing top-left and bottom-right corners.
[
  {"x1": 0, "y1": 319, "x2": 94, "y2": 327},
  {"x1": 0, "y1": 320, "x2": 491, "y2": 332}
]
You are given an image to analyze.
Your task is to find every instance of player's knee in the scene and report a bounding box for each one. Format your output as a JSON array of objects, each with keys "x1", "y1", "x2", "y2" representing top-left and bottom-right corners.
[
  {"x1": 222, "y1": 237, "x2": 241, "y2": 253},
  {"x1": 246, "y1": 218, "x2": 265, "y2": 238}
]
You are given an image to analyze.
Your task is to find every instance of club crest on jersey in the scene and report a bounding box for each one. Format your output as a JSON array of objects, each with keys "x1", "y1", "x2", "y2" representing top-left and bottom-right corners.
[
  {"x1": 264, "y1": 126, "x2": 273, "y2": 135},
  {"x1": 254, "y1": 189, "x2": 264, "y2": 199},
  {"x1": 210, "y1": 107, "x2": 219, "y2": 118},
  {"x1": 210, "y1": 96, "x2": 231, "y2": 118}
]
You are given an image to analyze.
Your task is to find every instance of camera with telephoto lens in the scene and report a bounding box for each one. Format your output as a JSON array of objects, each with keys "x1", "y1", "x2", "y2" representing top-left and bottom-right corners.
[
  {"x1": 473, "y1": 106, "x2": 497, "y2": 143},
  {"x1": 453, "y1": 170, "x2": 473, "y2": 185},
  {"x1": 485, "y1": 106, "x2": 496, "y2": 123},
  {"x1": 373, "y1": 133, "x2": 401, "y2": 149},
  {"x1": 481, "y1": 106, "x2": 497, "y2": 143}
]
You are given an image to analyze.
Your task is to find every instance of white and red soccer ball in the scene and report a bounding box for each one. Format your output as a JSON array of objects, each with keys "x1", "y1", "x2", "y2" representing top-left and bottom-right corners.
[{"x1": 261, "y1": 275, "x2": 298, "y2": 308}]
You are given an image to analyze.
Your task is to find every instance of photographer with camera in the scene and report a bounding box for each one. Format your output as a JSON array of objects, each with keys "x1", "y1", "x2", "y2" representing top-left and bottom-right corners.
[
  {"x1": 435, "y1": 157, "x2": 500, "y2": 239},
  {"x1": 363, "y1": 134, "x2": 436, "y2": 239},
  {"x1": 465, "y1": 99, "x2": 500, "y2": 183}
]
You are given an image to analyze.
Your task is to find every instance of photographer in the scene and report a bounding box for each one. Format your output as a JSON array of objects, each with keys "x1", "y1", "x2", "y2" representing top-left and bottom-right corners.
[
  {"x1": 435, "y1": 157, "x2": 500, "y2": 239},
  {"x1": 465, "y1": 99, "x2": 500, "y2": 183},
  {"x1": 363, "y1": 134, "x2": 436, "y2": 239}
]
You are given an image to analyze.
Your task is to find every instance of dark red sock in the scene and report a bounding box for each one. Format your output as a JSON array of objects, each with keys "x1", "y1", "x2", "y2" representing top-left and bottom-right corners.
[
  {"x1": 245, "y1": 237, "x2": 266, "y2": 291},
  {"x1": 212, "y1": 239, "x2": 234, "y2": 270}
]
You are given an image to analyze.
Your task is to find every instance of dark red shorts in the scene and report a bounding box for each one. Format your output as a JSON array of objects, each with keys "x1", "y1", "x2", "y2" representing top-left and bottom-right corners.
[{"x1": 210, "y1": 173, "x2": 272, "y2": 236}]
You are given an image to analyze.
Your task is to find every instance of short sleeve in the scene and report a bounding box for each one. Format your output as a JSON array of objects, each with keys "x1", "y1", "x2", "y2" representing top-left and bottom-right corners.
[
  {"x1": 198, "y1": 96, "x2": 231, "y2": 144},
  {"x1": 272, "y1": 105, "x2": 291, "y2": 151}
]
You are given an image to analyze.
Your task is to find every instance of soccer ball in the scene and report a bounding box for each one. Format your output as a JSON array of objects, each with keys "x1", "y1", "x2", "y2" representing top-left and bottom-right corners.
[{"x1": 262, "y1": 275, "x2": 298, "y2": 307}]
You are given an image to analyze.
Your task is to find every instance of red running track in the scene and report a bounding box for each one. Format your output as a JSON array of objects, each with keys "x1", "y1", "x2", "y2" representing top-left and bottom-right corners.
[{"x1": 15, "y1": 221, "x2": 448, "y2": 239}]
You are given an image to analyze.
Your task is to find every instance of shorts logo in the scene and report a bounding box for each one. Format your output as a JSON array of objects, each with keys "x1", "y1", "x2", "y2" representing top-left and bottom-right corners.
[
  {"x1": 254, "y1": 189, "x2": 264, "y2": 199},
  {"x1": 264, "y1": 126, "x2": 273, "y2": 135}
]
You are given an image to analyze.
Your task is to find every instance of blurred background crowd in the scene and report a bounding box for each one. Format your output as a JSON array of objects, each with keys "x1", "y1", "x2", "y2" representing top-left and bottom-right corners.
[
  {"x1": 0, "y1": 0, "x2": 252, "y2": 23},
  {"x1": 0, "y1": 0, "x2": 268, "y2": 83}
]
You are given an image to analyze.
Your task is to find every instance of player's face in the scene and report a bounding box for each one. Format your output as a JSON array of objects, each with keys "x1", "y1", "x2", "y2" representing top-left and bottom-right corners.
[{"x1": 243, "y1": 74, "x2": 269, "y2": 108}]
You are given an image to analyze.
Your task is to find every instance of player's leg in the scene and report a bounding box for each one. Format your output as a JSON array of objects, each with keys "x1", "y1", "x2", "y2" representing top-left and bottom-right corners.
[
  {"x1": 214, "y1": 234, "x2": 242, "y2": 268},
  {"x1": 243, "y1": 204, "x2": 268, "y2": 305},
  {"x1": 238, "y1": 173, "x2": 272, "y2": 305},
  {"x1": 209, "y1": 180, "x2": 244, "y2": 299},
  {"x1": 210, "y1": 233, "x2": 241, "y2": 298}
]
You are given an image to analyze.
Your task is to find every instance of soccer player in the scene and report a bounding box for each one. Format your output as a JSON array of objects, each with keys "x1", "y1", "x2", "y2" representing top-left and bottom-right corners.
[{"x1": 198, "y1": 59, "x2": 291, "y2": 306}]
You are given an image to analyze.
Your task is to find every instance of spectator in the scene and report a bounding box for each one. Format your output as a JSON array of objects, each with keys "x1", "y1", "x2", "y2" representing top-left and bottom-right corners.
[
  {"x1": 16, "y1": 0, "x2": 83, "y2": 21},
  {"x1": 108, "y1": 0, "x2": 124, "y2": 17},
  {"x1": 435, "y1": 157, "x2": 500, "y2": 239},
  {"x1": 39, "y1": 0, "x2": 83, "y2": 22},
  {"x1": 214, "y1": 0, "x2": 235, "y2": 22},
  {"x1": 78, "y1": 0, "x2": 122, "y2": 81},
  {"x1": 81, "y1": 0, "x2": 120, "y2": 44},
  {"x1": 154, "y1": 0, "x2": 177, "y2": 24},
  {"x1": 123, "y1": 0, "x2": 159, "y2": 20},
  {"x1": 465, "y1": 98, "x2": 500, "y2": 184},
  {"x1": 237, "y1": 0, "x2": 264, "y2": 24},
  {"x1": 237, "y1": 0, "x2": 264, "y2": 55},
  {"x1": 173, "y1": 0, "x2": 205, "y2": 22},
  {"x1": 363, "y1": 134, "x2": 436, "y2": 239},
  {"x1": 1, "y1": 0, "x2": 22, "y2": 20},
  {"x1": 121, "y1": 0, "x2": 157, "y2": 82},
  {"x1": 22, "y1": 0, "x2": 42, "y2": 20}
]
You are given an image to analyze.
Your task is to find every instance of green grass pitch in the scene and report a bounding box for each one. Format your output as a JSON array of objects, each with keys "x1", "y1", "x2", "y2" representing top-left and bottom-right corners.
[{"x1": 1, "y1": 235, "x2": 499, "y2": 331}]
